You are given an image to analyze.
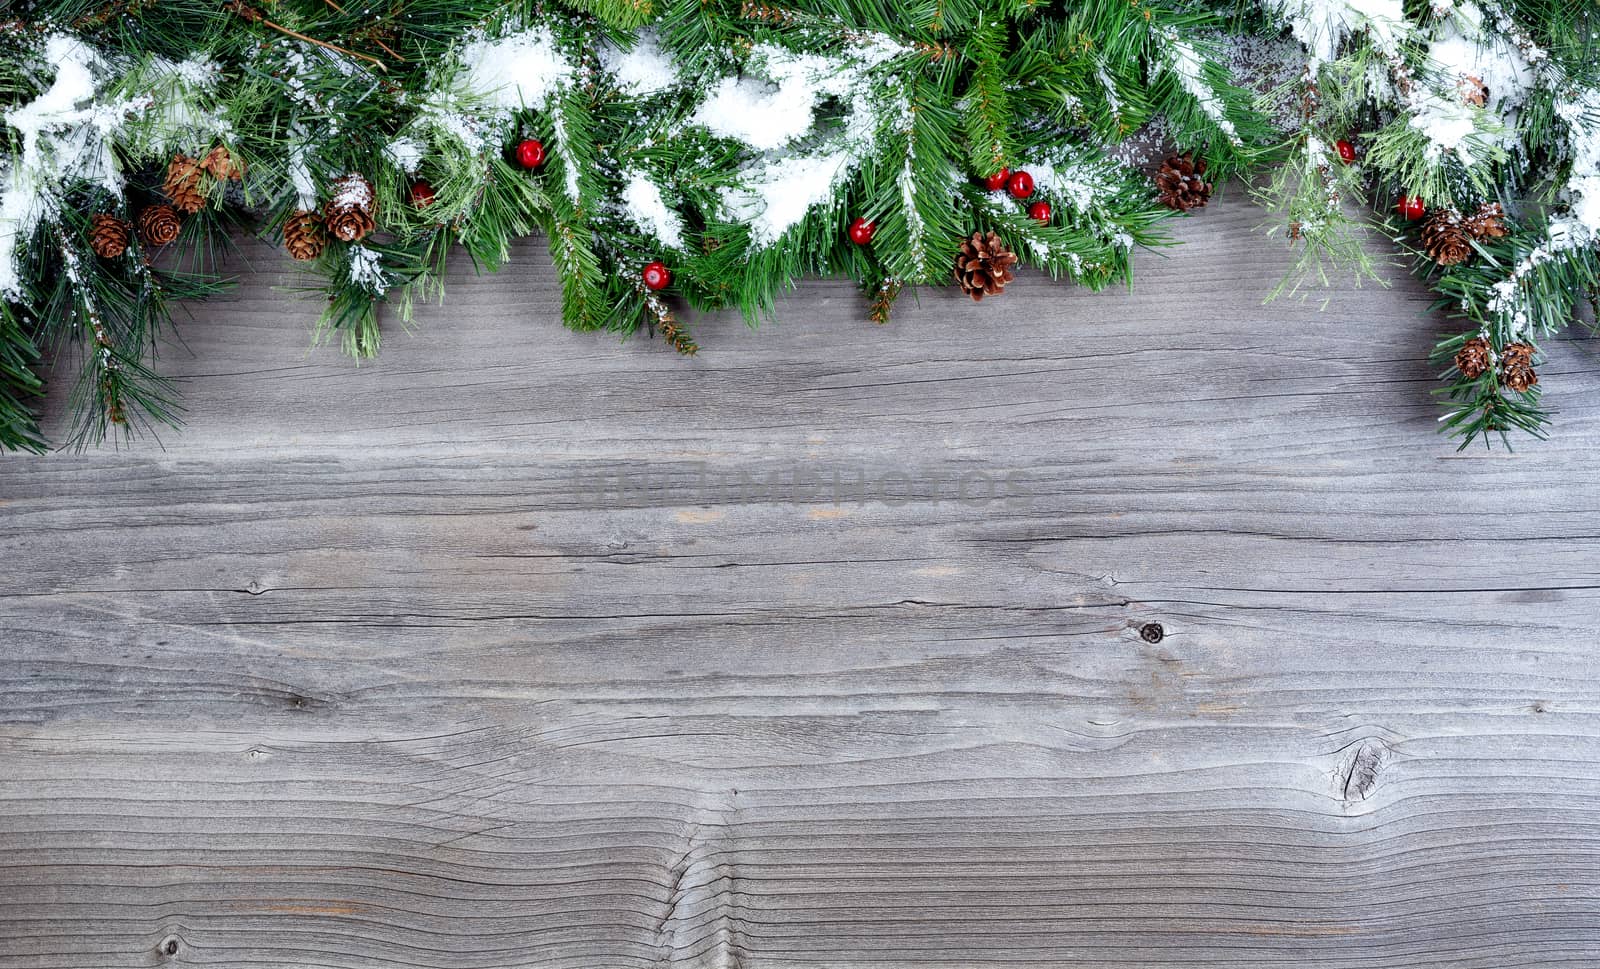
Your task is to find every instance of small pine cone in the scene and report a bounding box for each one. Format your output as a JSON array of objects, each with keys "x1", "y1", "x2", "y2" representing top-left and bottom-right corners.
[
  {"x1": 1458, "y1": 74, "x2": 1488, "y2": 107},
  {"x1": 1155, "y1": 153, "x2": 1211, "y2": 212},
  {"x1": 88, "y1": 213, "x2": 130, "y2": 258},
  {"x1": 283, "y1": 210, "x2": 326, "y2": 261},
  {"x1": 164, "y1": 154, "x2": 207, "y2": 214},
  {"x1": 324, "y1": 173, "x2": 376, "y2": 242},
  {"x1": 202, "y1": 144, "x2": 245, "y2": 180},
  {"x1": 1454, "y1": 337, "x2": 1492, "y2": 379},
  {"x1": 1421, "y1": 209, "x2": 1473, "y2": 266},
  {"x1": 954, "y1": 230, "x2": 1018, "y2": 301},
  {"x1": 1462, "y1": 201, "x2": 1508, "y2": 240},
  {"x1": 136, "y1": 204, "x2": 182, "y2": 247},
  {"x1": 1500, "y1": 342, "x2": 1538, "y2": 393}
]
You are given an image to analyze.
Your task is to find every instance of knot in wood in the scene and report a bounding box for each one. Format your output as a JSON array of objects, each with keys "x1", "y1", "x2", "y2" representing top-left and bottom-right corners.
[{"x1": 1340, "y1": 739, "x2": 1390, "y2": 802}]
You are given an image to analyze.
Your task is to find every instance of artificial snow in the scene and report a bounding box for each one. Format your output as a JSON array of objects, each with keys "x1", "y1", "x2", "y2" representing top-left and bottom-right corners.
[
  {"x1": 1273, "y1": 0, "x2": 1409, "y2": 63},
  {"x1": 132, "y1": 53, "x2": 230, "y2": 154},
  {"x1": 330, "y1": 173, "x2": 373, "y2": 209},
  {"x1": 694, "y1": 76, "x2": 799, "y2": 150},
  {"x1": 1557, "y1": 91, "x2": 1600, "y2": 232},
  {"x1": 691, "y1": 42, "x2": 903, "y2": 151},
  {"x1": 721, "y1": 152, "x2": 853, "y2": 246},
  {"x1": 347, "y1": 245, "x2": 388, "y2": 296},
  {"x1": 1, "y1": 35, "x2": 135, "y2": 299},
  {"x1": 287, "y1": 130, "x2": 318, "y2": 208},
  {"x1": 1482, "y1": 91, "x2": 1600, "y2": 333},
  {"x1": 4, "y1": 36, "x2": 120, "y2": 198},
  {"x1": 1406, "y1": 89, "x2": 1483, "y2": 161},
  {"x1": 164, "y1": 53, "x2": 221, "y2": 92},
  {"x1": 1570, "y1": 175, "x2": 1600, "y2": 231},
  {"x1": 1411, "y1": 11, "x2": 1535, "y2": 164},
  {"x1": 1096, "y1": 66, "x2": 1122, "y2": 117},
  {"x1": 897, "y1": 145, "x2": 926, "y2": 269},
  {"x1": 598, "y1": 31, "x2": 678, "y2": 97},
  {"x1": 694, "y1": 39, "x2": 908, "y2": 246},
  {"x1": 621, "y1": 171, "x2": 686, "y2": 250},
  {"x1": 424, "y1": 110, "x2": 491, "y2": 156},
  {"x1": 548, "y1": 106, "x2": 583, "y2": 205},
  {"x1": 1027, "y1": 161, "x2": 1107, "y2": 215},
  {"x1": 1274, "y1": 0, "x2": 1526, "y2": 164},
  {"x1": 1216, "y1": 31, "x2": 1306, "y2": 132},
  {"x1": 458, "y1": 27, "x2": 573, "y2": 116},
  {"x1": 386, "y1": 136, "x2": 424, "y2": 175},
  {"x1": 1162, "y1": 34, "x2": 1240, "y2": 144},
  {"x1": 0, "y1": 161, "x2": 31, "y2": 300},
  {"x1": 449, "y1": 27, "x2": 580, "y2": 203},
  {"x1": 281, "y1": 48, "x2": 325, "y2": 114},
  {"x1": 1427, "y1": 30, "x2": 1533, "y2": 114}
]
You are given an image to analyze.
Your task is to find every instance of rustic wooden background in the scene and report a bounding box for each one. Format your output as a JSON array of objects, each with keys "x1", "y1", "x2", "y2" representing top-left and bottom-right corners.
[{"x1": 5, "y1": 202, "x2": 1600, "y2": 969}]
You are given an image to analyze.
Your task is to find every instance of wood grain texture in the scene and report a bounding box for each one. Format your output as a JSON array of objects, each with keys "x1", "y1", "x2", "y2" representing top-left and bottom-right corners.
[{"x1": 4, "y1": 203, "x2": 1600, "y2": 969}]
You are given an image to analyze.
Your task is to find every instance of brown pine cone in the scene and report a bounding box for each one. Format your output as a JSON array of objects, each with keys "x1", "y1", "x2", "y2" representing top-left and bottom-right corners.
[
  {"x1": 283, "y1": 210, "x2": 326, "y2": 261},
  {"x1": 1421, "y1": 209, "x2": 1473, "y2": 266},
  {"x1": 1462, "y1": 201, "x2": 1508, "y2": 240},
  {"x1": 324, "y1": 173, "x2": 376, "y2": 242},
  {"x1": 1459, "y1": 74, "x2": 1488, "y2": 107},
  {"x1": 136, "y1": 204, "x2": 181, "y2": 247},
  {"x1": 202, "y1": 144, "x2": 245, "y2": 181},
  {"x1": 1454, "y1": 337, "x2": 1492, "y2": 379},
  {"x1": 1500, "y1": 342, "x2": 1538, "y2": 392},
  {"x1": 954, "y1": 230, "x2": 1018, "y2": 301},
  {"x1": 1155, "y1": 153, "x2": 1211, "y2": 212},
  {"x1": 88, "y1": 213, "x2": 130, "y2": 258},
  {"x1": 164, "y1": 154, "x2": 207, "y2": 214}
]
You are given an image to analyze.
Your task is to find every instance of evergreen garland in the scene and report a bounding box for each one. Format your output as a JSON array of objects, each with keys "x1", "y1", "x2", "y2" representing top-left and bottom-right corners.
[{"x1": 0, "y1": 0, "x2": 1596, "y2": 452}]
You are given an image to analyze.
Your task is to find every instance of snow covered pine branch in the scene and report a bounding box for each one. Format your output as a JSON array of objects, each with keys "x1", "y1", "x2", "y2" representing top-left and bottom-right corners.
[{"x1": 0, "y1": 0, "x2": 1594, "y2": 451}]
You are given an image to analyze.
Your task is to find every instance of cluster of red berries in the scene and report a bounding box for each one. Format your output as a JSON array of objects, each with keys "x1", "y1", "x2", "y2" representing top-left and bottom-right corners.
[
  {"x1": 514, "y1": 138, "x2": 675, "y2": 291},
  {"x1": 845, "y1": 162, "x2": 1059, "y2": 246},
  {"x1": 1331, "y1": 136, "x2": 1427, "y2": 220},
  {"x1": 986, "y1": 167, "x2": 1051, "y2": 224},
  {"x1": 406, "y1": 138, "x2": 550, "y2": 211},
  {"x1": 845, "y1": 164, "x2": 1054, "y2": 245}
]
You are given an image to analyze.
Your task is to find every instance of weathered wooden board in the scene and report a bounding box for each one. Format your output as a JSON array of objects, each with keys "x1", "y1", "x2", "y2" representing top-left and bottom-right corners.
[{"x1": 4, "y1": 202, "x2": 1600, "y2": 969}]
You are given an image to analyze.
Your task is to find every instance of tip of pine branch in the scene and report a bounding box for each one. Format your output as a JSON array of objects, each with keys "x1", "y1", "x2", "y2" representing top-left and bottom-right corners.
[
  {"x1": 869, "y1": 278, "x2": 903, "y2": 326},
  {"x1": 660, "y1": 318, "x2": 699, "y2": 355}
]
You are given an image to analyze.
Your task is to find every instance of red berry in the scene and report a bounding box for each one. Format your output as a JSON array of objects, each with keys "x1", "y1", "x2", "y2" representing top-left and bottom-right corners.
[
  {"x1": 984, "y1": 168, "x2": 1010, "y2": 192},
  {"x1": 514, "y1": 138, "x2": 545, "y2": 170},
  {"x1": 1027, "y1": 200, "x2": 1052, "y2": 224},
  {"x1": 1335, "y1": 139, "x2": 1357, "y2": 164},
  {"x1": 1006, "y1": 170, "x2": 1035, "y2": 200},
  {"x1": 1396, "y1": 195, "x2": 1426, "y2": 220},
  {"x1": 848, "y1": 217, "x2": 876, "y2": 245},
  {"x1": 408, "y1": 180, "x2": 436, "y2": 208},
  {"x1": 642, "y1": 260, "x2": 671, "y2": 291}
]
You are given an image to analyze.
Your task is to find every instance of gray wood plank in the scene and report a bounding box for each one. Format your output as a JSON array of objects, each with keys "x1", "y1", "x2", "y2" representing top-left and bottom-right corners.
[{"x1": 3, "y1": 203, "x2": 1600, "y2": 969}]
